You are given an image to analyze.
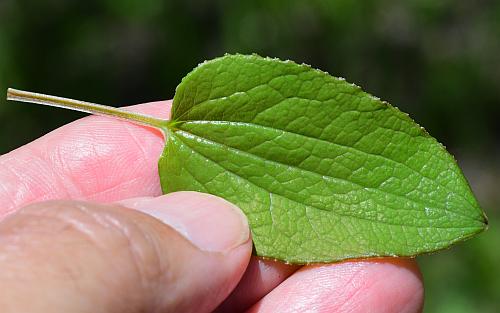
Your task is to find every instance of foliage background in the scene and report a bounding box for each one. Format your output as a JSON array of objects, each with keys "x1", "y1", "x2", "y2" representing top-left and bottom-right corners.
[{"x1": 0, "y1": 1, "x2": 499, "y2": 311}]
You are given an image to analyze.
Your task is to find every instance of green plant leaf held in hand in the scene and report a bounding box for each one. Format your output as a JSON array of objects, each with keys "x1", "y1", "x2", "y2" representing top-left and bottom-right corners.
[{"x1": 7, "y1": 54, "x2": 488, "y2": 264}]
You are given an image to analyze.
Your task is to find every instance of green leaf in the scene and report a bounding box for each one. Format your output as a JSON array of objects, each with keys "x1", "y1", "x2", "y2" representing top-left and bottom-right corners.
[{"x1": 159, "y1": 54, "x2": 487, "y2": 264}]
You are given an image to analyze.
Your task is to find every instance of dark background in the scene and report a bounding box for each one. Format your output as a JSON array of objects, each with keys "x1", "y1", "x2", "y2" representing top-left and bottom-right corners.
[{"x1": 0, "y1": 1, "x2": 499, "y2": 311}]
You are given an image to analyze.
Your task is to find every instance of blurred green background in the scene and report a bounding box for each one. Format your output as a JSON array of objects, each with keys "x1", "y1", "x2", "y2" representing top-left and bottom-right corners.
[{"x1": 0, "y1": 0, "x2": 498, "y2": 311}]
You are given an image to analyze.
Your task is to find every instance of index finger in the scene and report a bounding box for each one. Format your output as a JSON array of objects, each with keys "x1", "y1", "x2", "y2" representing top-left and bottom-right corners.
[{"x1": 0, "y1": 100, "x2": 171, "y2": 219}]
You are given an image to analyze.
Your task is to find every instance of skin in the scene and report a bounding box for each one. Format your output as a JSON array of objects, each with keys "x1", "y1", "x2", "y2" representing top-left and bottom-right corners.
[{"x1": 0, "y1": 100, "x2": 424, "y2": 312}]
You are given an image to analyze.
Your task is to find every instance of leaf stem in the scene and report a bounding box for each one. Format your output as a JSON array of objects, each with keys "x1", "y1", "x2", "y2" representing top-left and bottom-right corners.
[{"x1": 6, "y1": 88, "x2": 170, "y2": 131}]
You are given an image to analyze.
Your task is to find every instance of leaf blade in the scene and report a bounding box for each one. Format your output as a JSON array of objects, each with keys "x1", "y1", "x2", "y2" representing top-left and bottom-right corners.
[{"x1": 160, "y1": 54, "x2": 487, "y2": 263}]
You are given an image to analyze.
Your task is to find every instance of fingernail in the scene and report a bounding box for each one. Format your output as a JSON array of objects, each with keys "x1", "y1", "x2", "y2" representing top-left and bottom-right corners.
[{"x1": 118, "y1": 192, "x2": 250, "y2": 252}]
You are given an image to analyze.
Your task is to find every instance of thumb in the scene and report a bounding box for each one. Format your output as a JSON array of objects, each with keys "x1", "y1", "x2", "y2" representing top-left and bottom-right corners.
[{"x1": 0, "y1": 191, "x2": 252, "y2": 313}]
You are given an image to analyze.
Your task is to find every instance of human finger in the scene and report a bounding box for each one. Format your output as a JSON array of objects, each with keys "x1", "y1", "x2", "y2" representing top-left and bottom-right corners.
[
  {"x1": 0, "y1": 191, "x2": 252, "y2": 313},
  {"x1": 247, "y1": 258, "x2": 424, "y2": 313},
  {"x1": 215, "y1": 257, "x2": 299, "y2": 312},
  {"x1": 0, "y1": 101, "x2": 170, "y2": 219}
]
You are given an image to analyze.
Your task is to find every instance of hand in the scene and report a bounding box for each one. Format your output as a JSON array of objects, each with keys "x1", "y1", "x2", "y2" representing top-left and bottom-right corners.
[{"x1": 0, "y1": 101, "x2": 424, "y2": 312}]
